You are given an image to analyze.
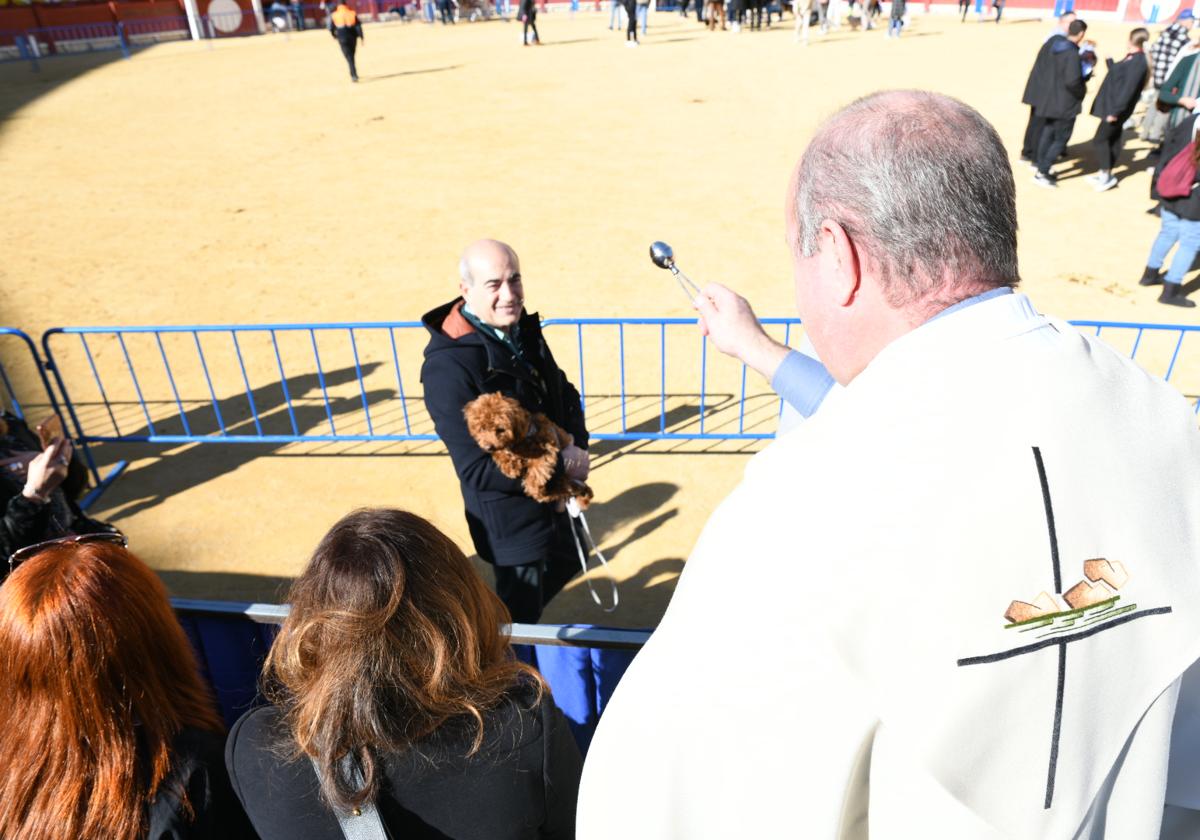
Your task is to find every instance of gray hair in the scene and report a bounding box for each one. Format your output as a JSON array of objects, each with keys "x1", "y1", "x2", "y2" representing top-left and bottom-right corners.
[
  {"x1": 793, "y1": 90, "x2": 1019, "y2": 309},
  {"x1": 458, "y1": 256, "x2": 473, "y2": 286}
]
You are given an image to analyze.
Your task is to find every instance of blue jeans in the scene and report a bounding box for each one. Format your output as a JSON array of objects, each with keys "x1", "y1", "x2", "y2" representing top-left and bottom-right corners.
[
  {"x1": 637, "y1": 2, "x2": 648, "y2": 30},
  {"x1": 888, "y1": 15, "x2": 901, "y2": 34},
  {"x1": 1148, "y1": 208, "x2": 1200, "y2": 285},
  {"x1": 610, "y1": 0, "x2": 623, "y2": 25}
]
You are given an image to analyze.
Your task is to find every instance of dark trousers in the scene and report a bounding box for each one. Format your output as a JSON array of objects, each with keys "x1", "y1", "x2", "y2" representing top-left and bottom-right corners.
[
  {"x1": 337, "y1": 36, "x2": 357, "y2": 79},
  {"x1": 523, "y1": 9, "x2": 538, "y2": 40},
  {"x1": 1093, "y1": 120, "x2": 1125, "y2": 171},
  {"x1": 439, "y1": 0, "x2": 454, "y2": 22},
  {"x1": 958, "y1": 0, "x2": 968, "y2": 17},
  {"x1": 1021, "y1": 107, "x2": 1045, "y2": 160},
  {"x1": 492, "y1": 514, "x2": 580, "y2": 624},
  {"x1": 1036, "y1": 116, "x2": 1074, "y2": 177},
  {"x1": 625, "y1": 1, "x2": 637, "y2": 38}
]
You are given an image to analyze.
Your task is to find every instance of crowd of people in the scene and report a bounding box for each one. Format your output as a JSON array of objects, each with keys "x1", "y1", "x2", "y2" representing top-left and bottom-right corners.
[
  {"x1": 1019, "y1": 9, "x2": 1200, "y2": 306},
  {"x1": 2, "y1": 86, "x2": 1199, "y2": 838}
]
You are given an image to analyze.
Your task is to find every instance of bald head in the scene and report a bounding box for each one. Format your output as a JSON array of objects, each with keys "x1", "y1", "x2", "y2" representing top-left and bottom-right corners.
[
  {"x1": 791, "y1": 90, "x2": 1019, "y2": 313},
  {"x1": 458, "y1": 239, "x2": 525, "y2": 330}
]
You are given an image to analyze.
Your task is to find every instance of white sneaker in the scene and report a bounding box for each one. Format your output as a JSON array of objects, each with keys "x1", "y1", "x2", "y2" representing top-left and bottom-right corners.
[
  {"x1": 1095, "y1": 175, "x2": 1118, "y2": 192},
  {"x1": 1032, "y1": 172, "x2": 1057, "y2": 189},
  {"x1": 1084, "y1": 173, "x2": 1102, "y2": 184},
  {"x1": 626, "y1": 39, "x2": 638, "y2": 45}
]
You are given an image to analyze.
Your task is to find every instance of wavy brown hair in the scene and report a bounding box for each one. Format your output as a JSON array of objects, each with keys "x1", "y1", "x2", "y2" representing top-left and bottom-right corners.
[
  {"x1": 0, "y1": 542, "x2": 223, "y2": 840},
  {"x1": 264, "y1": 508, "x2": 544, "y2": 813}
]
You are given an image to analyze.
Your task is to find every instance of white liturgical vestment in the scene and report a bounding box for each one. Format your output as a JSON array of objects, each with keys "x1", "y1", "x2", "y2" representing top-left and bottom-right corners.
[{"x1": 577, "y1": 293, "x2": 1200, "y2": 839}]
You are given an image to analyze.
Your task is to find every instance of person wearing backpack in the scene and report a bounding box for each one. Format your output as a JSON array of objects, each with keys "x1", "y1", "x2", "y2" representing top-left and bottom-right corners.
[{"x1": 1141, "y1": 112, "x2": 1200, "y2": 308}]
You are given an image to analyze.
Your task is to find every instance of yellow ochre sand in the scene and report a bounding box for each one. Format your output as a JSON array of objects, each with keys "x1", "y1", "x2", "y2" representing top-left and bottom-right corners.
[{"x1": 0, "y1": 12, "x2": 1195, "y2": 626}]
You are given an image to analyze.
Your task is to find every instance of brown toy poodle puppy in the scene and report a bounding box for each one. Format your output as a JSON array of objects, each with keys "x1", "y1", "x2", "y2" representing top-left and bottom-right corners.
[{"x1": 463, "y1": 392, "x2": 593, "y2": 507}]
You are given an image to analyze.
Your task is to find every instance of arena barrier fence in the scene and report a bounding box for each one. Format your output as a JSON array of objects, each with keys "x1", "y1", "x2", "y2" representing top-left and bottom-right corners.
[
  {"x1": 23, "y1": 317, "x2": 1200, "y2": 506},
  {"x1": 173, "y1": 597, "x2": 647, "y2": 751}
]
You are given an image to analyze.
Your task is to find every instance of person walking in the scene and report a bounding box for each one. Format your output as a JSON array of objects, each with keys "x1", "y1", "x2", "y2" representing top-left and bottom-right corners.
[
  {"x1": 709, "y1": 0, "x2": 726, "y2": 29},
  {"x1": 623, "y1": 0, "x2": 638, "y2": 44},
  {"x1": 520, "y1": 0, "x2": 539, "y2": 42},
  {"x1": 1020, "y1": 11, "x2": 1077, "y2": 165},
  {"x1": 1030, "y1": 19, "x2": 1090, "y2": 188},
  {"x1": 637, "y1": 0, "x2": 650, "y2": 35},
  {"x1": 1140, "y1": 113, "x2": 1200, "y2": 307},
  {"x1": 887, "y1": 0, "x2": 903, "y2": 37},
  {"x1": 328, "y1": 1, "x2": 363, "y2": 82},
  {"x1": 1087, "y1": 27, "x2": 1149, "y2": 192}
]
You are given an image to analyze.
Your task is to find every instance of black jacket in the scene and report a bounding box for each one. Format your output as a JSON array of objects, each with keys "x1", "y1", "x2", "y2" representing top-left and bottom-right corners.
[
  {"x1": 1090, "y1": 52, "x2": 1149, "y2": 123},
  {"x1": 1024, "y1": 34, "x2": 1087, "y2": 119},
  {"x1": 1152, "y1": 114, "x2": 1200, "y2": 220},
  {"x1": 225, "y1": 688, "x2": 582, "y2": 840},
  {"x1": 420, "y1": 299, "x2": 588, "y2": 567},
  {"x1": 147, "y1": 728, "x2": 256, "y2": 839}
]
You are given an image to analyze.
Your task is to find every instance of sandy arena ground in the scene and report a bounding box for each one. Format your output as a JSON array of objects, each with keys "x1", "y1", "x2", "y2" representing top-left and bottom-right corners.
[{"x1": 1, "y1": 10, "x2": 1197, "y2": 627}]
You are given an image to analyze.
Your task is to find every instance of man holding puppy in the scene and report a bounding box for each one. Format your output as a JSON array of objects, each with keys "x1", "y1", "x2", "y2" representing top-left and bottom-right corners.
[{"x1": 421, "y1": 239, "x2": 590, "y2": 623}]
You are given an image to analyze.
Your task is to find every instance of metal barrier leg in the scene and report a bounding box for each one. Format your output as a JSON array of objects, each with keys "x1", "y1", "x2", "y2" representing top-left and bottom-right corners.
[{"x1": 79, "y1": 460, "x2": 129, "y2": 511}]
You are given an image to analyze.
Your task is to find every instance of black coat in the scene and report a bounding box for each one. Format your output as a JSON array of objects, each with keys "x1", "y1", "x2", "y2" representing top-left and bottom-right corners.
[
  {"x1": 1090, "y1": 52, "x2": 1149, "y2": 123},
  {"x1": 1024, "y1": 34, "x2": 1087, "y2": 119},
  {"x1": 1151, "y1": 114, "x2": 1200, "y2": 220},
  {"x1": 147, "y1": 728, "x2": 256, "y2": 839},
  {"x1": 420, "y1": 299, "x2": 588, "y2": 567},
  {"x1": 225, "y1": 688, "x2": 582, "y2": 840}
]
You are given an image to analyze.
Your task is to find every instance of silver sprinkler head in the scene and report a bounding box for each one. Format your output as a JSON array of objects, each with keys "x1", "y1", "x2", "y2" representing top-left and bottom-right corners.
[{"x1": 649, "y1": 241, "x2": 676, "y2": 271}]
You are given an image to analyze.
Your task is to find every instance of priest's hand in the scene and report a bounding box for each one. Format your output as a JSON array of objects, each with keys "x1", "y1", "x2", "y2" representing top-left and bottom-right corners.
[{"x1": 695, "y1": 283, "x2": 791, "y2": 382}]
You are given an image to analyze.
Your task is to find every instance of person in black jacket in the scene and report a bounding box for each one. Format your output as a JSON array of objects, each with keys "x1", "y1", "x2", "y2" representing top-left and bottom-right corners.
[
  {"x1": 0, "y1": 411, "x2": 119, "y2": 576},
  {"x1": 1141, "y1": 113, "x2": 1199, "y2": 307},
  {"x1": 328, "y1": 1, "x2": 363, "y2": 81},
  {"x1": 1030, "y1": 18, "x2": 1090, "y2": 188},
  {"x1": 1019, "y1": 11, "x2": 1076, "y2": 164},
  {"x1": 1087, "y1": 28, "x2": 1149, "y2": 192},
  {"x1": 421, "y1": 239, "x2": 590, "y2": 623},
  {"x1": 226, "y1": 508, "x2": 582, "y2": 840}
]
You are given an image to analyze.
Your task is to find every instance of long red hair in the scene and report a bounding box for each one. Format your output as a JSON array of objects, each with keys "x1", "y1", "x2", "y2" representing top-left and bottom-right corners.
[{"x1": 0, "y1": 542, "x2": 223, "y2": 840}]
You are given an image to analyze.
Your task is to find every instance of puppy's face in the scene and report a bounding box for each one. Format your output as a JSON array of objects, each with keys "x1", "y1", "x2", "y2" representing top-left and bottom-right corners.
[{"x1": 465, "y1": 393, "x2": 530, "y2": 452}]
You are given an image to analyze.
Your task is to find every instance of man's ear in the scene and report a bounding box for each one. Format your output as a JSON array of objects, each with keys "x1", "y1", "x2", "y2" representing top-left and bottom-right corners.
[{"x1": 820, "y1": 219, "x2": 862, "y2": 308}]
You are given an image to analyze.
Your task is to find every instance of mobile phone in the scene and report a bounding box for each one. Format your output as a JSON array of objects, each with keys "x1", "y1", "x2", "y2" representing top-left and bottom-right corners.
[{"x1": 36, "y1": 415, "x2": 64, "y2": 449}]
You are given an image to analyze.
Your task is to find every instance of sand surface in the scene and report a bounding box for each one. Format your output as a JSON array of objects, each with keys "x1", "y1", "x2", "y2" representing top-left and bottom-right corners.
[{"x1": 1, "y1": 11, "x2": 1196, "y2": 626}]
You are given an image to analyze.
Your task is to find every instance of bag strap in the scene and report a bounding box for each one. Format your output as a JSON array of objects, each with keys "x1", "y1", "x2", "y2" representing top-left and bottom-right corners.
[
  {"x1": 565, "y1": 498, "x2": 619, "y2": 613},
  {"x1": 309, "y1": 755, "x2": 391, "y2": 840}
]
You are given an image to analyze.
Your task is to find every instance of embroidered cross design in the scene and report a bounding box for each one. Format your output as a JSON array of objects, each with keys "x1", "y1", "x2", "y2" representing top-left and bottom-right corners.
[{"x1": 956, "y1": 447, "x2": 1172, "y2": 810}]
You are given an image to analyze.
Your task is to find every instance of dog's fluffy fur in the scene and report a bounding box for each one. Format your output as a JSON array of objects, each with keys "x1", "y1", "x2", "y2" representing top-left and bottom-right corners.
[{"x1": 463, "y1": 392, "x2": 593, "y2": 507}]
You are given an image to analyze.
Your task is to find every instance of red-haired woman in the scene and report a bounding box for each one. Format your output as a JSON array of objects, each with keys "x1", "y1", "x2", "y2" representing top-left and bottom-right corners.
[
  {"x1": 226, "y1": 508, "x2": 582, "y2": 839},
  {"x1": 0, "y1": 535, "x2": 254, "y2": 840}
]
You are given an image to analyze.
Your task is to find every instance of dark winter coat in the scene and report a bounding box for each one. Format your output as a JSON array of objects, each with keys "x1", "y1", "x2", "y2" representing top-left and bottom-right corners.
[
  {"x1": 1152, "y1": 114, "x2": 1200, "y2": 221},
  {"x1": 1090, "y1": 51, "x2": 1149, "y2": 123},
  {"x1": 420, "y1": 299, "x2": 588, "y2": 567},
  {"x1": 1024, "y1": 34, "x2": 1087, "y2": 119}
]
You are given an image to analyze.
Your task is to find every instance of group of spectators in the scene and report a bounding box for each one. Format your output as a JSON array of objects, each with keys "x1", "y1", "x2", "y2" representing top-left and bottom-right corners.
[
  {"x1": 1021, "y1": 10, "x2": 1199, "y2": 306},
  {"x1": 0, "y1": 509, "x2": 581, "y2": 839}
]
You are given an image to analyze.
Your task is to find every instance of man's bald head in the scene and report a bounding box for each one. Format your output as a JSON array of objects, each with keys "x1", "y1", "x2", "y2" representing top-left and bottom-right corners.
[
  {"x1": 459, "y1": 239, "x2": 520, "y2": 287},
  {"x1": 458, "y1": 239, "x2": 525, "y2": 330},
  {"x1": 791, "y1": 90, "x2": 1019, "y2": 314}
]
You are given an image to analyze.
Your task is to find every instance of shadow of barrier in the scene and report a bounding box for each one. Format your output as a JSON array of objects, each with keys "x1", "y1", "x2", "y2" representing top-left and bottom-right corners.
[
  {"x1": 173, "y1": 598, "x2": 648, "y2": 754},
  {"x1": 0, "y1": 316, "x2": 1190, "y2": 508}
]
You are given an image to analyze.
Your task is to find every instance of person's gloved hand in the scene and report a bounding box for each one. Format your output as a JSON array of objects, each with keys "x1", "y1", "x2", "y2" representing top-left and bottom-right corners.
[{"x1": 561, "y1": 443, "x2": 590, "y2": 481}]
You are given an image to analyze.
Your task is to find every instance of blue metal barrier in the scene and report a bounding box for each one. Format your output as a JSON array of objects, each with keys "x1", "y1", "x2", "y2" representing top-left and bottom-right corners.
[
  {"x1": 0, "y1": 328, "x2": 61, "y2": 422},
  {"x1": 31, "y1": 316, "x2": 1200, "y2": 504},
  {"x1": 122, "y1": 16, "x2": 191, "y2": 43},
  {"x1": 172, "y1": 597, "x2": 648, "y2": 749}
]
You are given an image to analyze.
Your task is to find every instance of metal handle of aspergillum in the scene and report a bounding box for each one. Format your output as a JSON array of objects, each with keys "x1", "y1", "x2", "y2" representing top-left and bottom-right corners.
[{"x1": 649, "y1": 241, "x2": 702, "y2": 305}]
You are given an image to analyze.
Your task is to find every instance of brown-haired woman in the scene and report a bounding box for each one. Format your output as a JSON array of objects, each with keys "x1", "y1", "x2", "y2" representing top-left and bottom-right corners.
[
  {"x1": 0, "y1": 535, "x2": 255, "y2": 840},
  {"x1": 226, "y1": 508, "x2": 583, "y2": 840}
]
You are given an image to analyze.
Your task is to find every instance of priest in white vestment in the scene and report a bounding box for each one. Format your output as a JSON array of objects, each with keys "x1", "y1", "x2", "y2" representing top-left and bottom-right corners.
[{"x1": 576, "y1": 91, "x2": 1200, "y2": 839}]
